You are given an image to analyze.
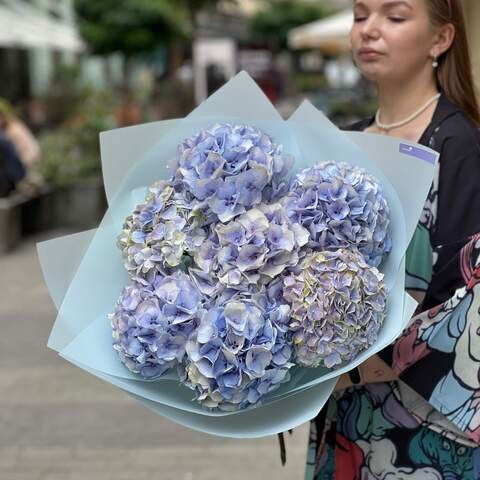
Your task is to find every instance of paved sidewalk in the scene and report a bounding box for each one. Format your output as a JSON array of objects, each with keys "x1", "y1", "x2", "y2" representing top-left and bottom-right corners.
[{"x1": 0, "y1": 231, "x2": 310, "y2": 480}]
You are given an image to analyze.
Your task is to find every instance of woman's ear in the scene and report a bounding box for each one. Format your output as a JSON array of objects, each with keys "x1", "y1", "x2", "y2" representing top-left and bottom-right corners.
[{"x1": 431, "y1": 23, "x2": 455, "y2": 58}]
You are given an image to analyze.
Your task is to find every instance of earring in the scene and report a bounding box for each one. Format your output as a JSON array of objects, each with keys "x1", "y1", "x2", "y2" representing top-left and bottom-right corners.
[{"x1": 432, "y1": 55, "x2": 439, "y2": 68}]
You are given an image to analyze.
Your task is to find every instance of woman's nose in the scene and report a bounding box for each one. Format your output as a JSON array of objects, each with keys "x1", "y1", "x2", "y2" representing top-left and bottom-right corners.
[{"x1": 360, "y1": 15, "x2": 381, "y2": 40}]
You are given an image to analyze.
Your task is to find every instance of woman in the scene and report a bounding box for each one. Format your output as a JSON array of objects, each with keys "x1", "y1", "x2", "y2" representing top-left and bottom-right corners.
[
  {"x1": 0, "y1": 127, "x2": 25, "y2": 197},
  {"x1": 0, "y1": 98, "x2": 41, "y2": 168},
  {"x1": 305, "y1": 1, "x2": 480, "y2": 478}
]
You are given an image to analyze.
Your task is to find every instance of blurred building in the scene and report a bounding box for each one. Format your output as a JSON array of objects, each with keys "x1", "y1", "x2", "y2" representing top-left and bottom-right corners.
[
  {"x1": 462, "y1": 0, "x2": 480, "y2": 80},
  {"x1": 194, "y1": 4, "x2": 251, "y2": 103},
  {"x1": 0, "y1": 0, "x2": 84, "y2": 102}
]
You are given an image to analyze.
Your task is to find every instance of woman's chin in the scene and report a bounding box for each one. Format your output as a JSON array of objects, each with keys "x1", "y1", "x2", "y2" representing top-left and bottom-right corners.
[{"x1": 359, "y1": 66, "x2": 389, "y2": 84}]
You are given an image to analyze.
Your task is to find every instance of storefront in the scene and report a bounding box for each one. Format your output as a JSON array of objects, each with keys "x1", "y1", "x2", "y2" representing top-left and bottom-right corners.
[{"x1": 0, "y1": 0, "x2": 84, "y2": 101}]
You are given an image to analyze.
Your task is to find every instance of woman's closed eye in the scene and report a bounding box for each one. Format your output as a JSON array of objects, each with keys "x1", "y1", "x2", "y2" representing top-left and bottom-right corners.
[{"x1": 353, "y1": 15, "x2": 406, "y2": 23}]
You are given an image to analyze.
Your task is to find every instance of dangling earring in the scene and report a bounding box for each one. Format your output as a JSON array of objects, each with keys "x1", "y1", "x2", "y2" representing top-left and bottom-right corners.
[{"x1": 432, "y1": 55, "x2": 439, "y2": 68}]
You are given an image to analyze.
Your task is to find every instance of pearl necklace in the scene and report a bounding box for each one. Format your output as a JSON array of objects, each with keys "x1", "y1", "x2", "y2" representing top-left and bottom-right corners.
[{"x1": 375, "y1": 92, "x2": 441, "y2": 131}]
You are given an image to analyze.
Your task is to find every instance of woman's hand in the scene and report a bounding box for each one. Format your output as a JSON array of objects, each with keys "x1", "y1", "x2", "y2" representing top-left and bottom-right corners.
[{"x1": 334, "y1": 355, "x2": 398, "y2": 391}]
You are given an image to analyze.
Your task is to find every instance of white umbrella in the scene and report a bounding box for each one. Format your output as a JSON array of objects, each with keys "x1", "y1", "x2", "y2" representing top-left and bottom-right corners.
[{"x1": 288, "y1": 9, "x2": 353, "y2": 53}]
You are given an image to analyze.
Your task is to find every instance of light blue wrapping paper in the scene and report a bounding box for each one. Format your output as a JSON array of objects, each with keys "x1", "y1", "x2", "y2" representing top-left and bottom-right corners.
[{"x1": 38, "y1": 71, "x2": 436, "y2": 437}]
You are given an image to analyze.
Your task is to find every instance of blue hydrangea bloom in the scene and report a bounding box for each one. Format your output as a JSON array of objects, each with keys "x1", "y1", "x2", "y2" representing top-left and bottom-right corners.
[
  {"x1": 110, "y1": 271, "x2": 204, "y2": 379},
  {"x1": 282, "y1": 161, "x2": 391, "y2": 267},
  {"x1": 194, "y1": 203, "x2": 310, "y2": 290},
  {"x1": 282, "y1": 248, "x2": 387, "y2": 369},
  {"x1": 182, "y1": 290, "x2": 294, "y2": 411},
  {"x1": 174, "y1": 123, "x2": 294, "y2": 222},
  {"x1": 117, "y1": 180, "x2": 211, "y2": 282},
  {"x1": 113, "y1": 123, "x2": 393, "y2": 411}
]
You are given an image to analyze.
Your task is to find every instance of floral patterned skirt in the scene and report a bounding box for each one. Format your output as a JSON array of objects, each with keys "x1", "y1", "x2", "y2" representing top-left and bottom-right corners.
[{"x1": 305, "y1": 381, "x2": 480, "y2": 480}]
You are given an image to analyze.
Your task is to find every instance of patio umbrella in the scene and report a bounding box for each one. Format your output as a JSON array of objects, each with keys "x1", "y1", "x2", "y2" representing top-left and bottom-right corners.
[{"x1": 288, "y1": 9, "x2": 353, "y2": 53}]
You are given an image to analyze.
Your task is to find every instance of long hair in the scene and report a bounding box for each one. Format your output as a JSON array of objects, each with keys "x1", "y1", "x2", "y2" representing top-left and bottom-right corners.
[{"x1": 427, "y1": 0, "x2": 480, "y2": 126}]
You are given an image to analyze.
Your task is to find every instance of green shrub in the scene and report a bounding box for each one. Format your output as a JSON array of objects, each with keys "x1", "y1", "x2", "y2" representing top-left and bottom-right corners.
[{"x1": 38, "y1": 90, "x2": 116, "y2": 188}]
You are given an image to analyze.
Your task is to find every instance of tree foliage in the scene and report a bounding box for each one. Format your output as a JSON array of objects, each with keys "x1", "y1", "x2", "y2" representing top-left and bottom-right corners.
[
  {"x1": 74, "y1": 0, "x2": 231, "y2": 57},
  {"x1": 249, "y1": 0, "x2": 332, "y2": 51},
  {"x1": 74, "y1": 0, "x2": 189, "y2": 57}
]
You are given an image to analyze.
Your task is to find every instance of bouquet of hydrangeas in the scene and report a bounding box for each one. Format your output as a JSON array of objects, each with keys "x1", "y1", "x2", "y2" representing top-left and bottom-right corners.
[{"x1": 39, "y1": 72, "x2": 438, "y2": 437}]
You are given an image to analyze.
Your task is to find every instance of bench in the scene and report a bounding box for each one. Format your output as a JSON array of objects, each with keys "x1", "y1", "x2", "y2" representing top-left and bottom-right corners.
[
  {"x1": 0, "y1": 178, "x2": 107, "y2": 255},
  {"x1": 0, "y1": 191, "x2": 32, "y2": 254},
  {"x1": 0, "y1": 185, "x2": 59, "y2": 253}
]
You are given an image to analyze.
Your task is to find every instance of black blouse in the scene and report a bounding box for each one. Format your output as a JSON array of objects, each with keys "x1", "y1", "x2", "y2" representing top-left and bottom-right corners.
[{"x1": 343, "y1": 93, "x2": 480, "y2": 311}]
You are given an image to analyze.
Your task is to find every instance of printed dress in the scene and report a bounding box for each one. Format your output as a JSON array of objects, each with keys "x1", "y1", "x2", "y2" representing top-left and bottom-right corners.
[{"x1": 305, "y1": 93, "x2": 480, "y2": 480}]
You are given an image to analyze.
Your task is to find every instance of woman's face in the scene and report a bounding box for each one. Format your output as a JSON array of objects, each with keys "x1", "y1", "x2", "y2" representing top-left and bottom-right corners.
[{"x1": 350, "y1": 0, "x2": 437, "y2": 83}]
